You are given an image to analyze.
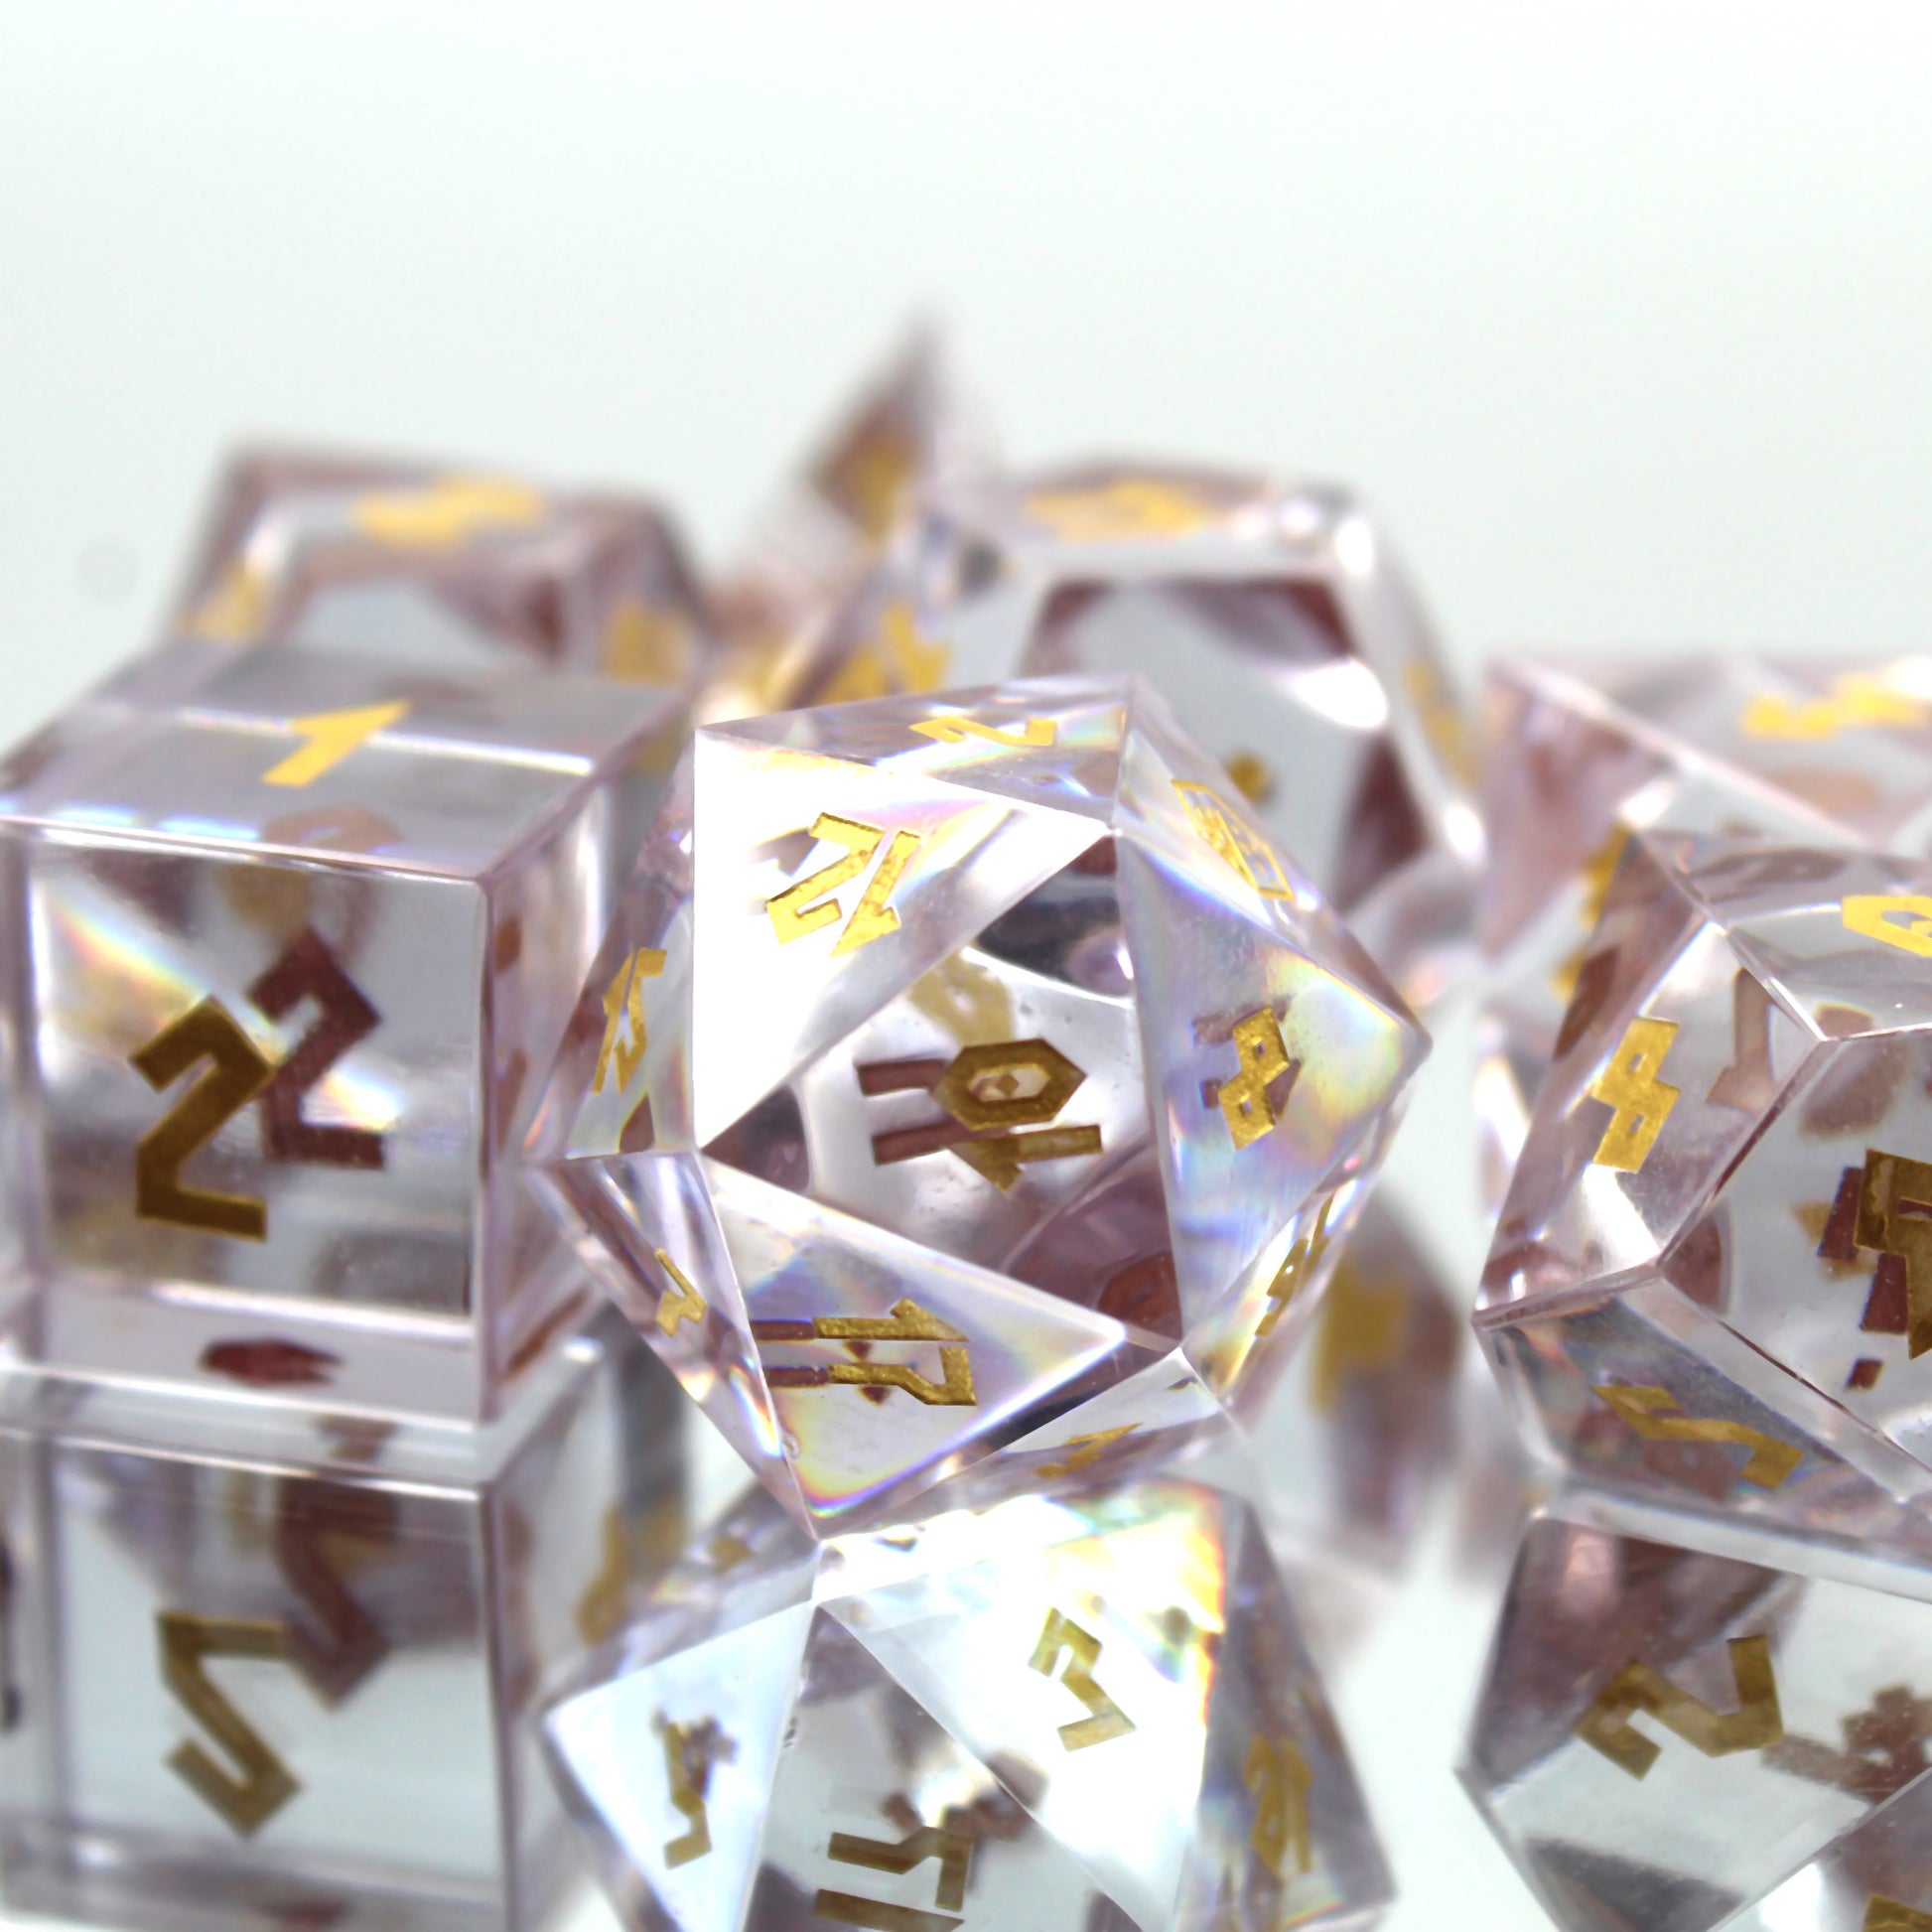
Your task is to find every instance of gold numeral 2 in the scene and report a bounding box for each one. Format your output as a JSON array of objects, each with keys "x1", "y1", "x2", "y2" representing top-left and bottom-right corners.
[
  {"x1": 594, "y1": 946, "x2": 666, "y2": 1094},
  {"x1": 1592, "y1": 1384, "x2": 1802, "y2": 1488},
  {"x1": 1030, "y1": 1608, "x2": 1135, "y2": 1750},
  {"x1": 1576, "y1": 1633, "x2": 1783, "y2": 1778},
  {"x1": 766, "y1": 814, "x2": 922, "y2": 957},
  {"x1": 158, "y1": 1611, "x2": 303, "y2": 1836},
  {"x1": 650, "y1": 1248, "x2": 708, "y2": 1338},
  {"x1": 814, "y1": 1825, "x2": 972, "y2": 1931},
  {"x1": 261, "y1": 701, "x2": 410, "y2": 788},
  {"x1": 910, "y1": 714, "x2": 1056, "y2": 750},
  {"x1": 658, "y1": 1717, "x2": 714, "y2": 1868},
  {"x1": 133, "y1": 999, "x2": 277, "y2": 1239}
]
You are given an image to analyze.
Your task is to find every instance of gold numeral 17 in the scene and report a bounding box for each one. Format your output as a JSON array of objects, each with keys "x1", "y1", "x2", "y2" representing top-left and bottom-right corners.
[
  {"x1": 814, "y1": 1825, "x2": 972, "y2": 1931},
  {"x1": 766, "y1": 815, "x2": 922, "y2": 956},
  {"x1": 133, "y1": 999, "x2": 277, "y2": 1239},
  {"x1": 158, "y1": 1612, "x2": 304, "y2": 1837}
]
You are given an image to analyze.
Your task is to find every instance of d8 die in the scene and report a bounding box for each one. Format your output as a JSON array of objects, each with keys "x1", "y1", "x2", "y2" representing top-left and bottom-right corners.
[
  {"x1": 0, "y1": 1317, "x2": 676, "y2": 1932},
  {"x1": 1464, "y1": 1489, "x2": 1932, "y2": 1932},
  {"x1": 1480, "y1": 833, "x2": 1932, "y2": 1559},
  {"x1": 0, "y1": 639, "x2": 684, "y2": 1417},
  {"x1": 535, "y1": 673, "x2": 1426, "y2": 1534},
  {"x1": 548, "y1": 1473, "x2": 1391, "y2": 1932},
  {"x1": 173, "y1": 447, "x2": 710, "y2": 686}
]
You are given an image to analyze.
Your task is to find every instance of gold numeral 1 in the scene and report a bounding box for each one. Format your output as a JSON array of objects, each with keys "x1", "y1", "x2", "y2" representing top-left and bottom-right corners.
[
  {"x1": 261, "y1": 701, "x2": 411, "y2": 788},
  {"x1": 909, "y1": 714, "x2": 1056, "y2": 750},
  {"x1": 158, "y1": 1612, "x2": 302, "y2": 1836},
  {"x1": 814, "y1": 1825, "x2": 972, "y2": 1931},
  {"x1": 1245, "y1": 1731, "x2": 1313, "y2": 1876},
  {"x1": 1576, "y1": 1633, "x2": 1783, "y2": 1778},
  {"x1": 594, "y1": 947, "x2": 666, "y2": 1094},
  {"x1": 1592, "y1": 1384, "x2": 1802, "y2": 1488},
  {"x1": 133, "y1": 999, "x2": 277, "y2": 1239},
  {"x1": 1587, "y1": 1017, "x2": 1680, "y2": 1172},
  {"x1": 1844, "y1": 894, "x2": 1932, "y2": 961},
  {"x1": 1029, "y1": 1608, "x2": 1135, "y2": 1750},
  {"x1": 1869, "y1": 1896, "x2": 1932, "y2": 1931},
  {"x1": 766, "y1": 814, "x2": 922, "y2": 956},
  {"x1": 1218, "y1": 1010, "x2": 1297, "y2": 1150}
]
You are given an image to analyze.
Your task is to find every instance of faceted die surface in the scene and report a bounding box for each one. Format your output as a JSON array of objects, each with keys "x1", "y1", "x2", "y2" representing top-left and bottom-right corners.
[
  {"x1": 1464, "y1": 1490, "x2": 1932, "y2": 1932},
  {"x1": 832, "y1": 463, "x2": 1480, "y2": 1009},
  {"x1": 535, "y1": 674, "x2": 1427, "y2": 1535},
  {"x1": 1477, "y1": 653, "x2": 1932, "y2": 1204},
  {"x1": 0, "y1": 639, "x2": 684, "y2": 1417},
  {"x1": 1479, "y1": 834, "x2": 1932, "y2": 1558},
  {"x1": 548, "y1": 1474, "x2": 1390, "y2": 1931},
  {"x1": 173, "y1": 447, "x2": 710, "y2": 686},
  {"x1": 0, "y1": 1320, "x2": 676, "y2": 1932}
]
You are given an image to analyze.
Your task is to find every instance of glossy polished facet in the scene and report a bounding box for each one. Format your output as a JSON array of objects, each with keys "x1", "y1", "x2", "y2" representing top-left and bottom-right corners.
[
  {"x1": 172, "y1": 447, "x2": 711, "y2": 685},
  {"x1": 533, "y1": 674, "x2": 1427, "y2": 1534},
  {"x1": 549, "y1": 1474, "x2": 1389, "y2": 1932},
  {"x1": 0, "y1": 639, "x2": 686, "y2": 1417}
]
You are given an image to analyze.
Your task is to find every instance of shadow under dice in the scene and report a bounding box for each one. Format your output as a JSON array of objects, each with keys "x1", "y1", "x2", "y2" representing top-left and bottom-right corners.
[
  {"x1": 0, "y1": 639, "x2": 684, "y2": 1418},
  {"x1": 1479, "y1": 834, "x2": 1932, "y2": 1560},
  {"x1": 535, "y1": 673, "x2": 1427, "y2": 1535},
  {"x1": 1464, "y1": 1492, "x2": 1932, "y2": 1932},
  {"x1": 0, "y1": 1324, "x2": 654, "y2": 1932},
  {"x1": 172, "y1": 447, "x2": 711, "y2": 687},
  {"x1": 547, "y1": 1474, "x2": 1390, "y2": 1932}
]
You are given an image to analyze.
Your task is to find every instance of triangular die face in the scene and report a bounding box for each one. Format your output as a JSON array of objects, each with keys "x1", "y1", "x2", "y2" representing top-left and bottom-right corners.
[
  {"x1": 750, "y1": 1609, "x2": 1140, "y2": 1930},
  {"x1": 834, "y1": 1479, "x2": 1234, "y2": 1931},
  {"x1": 708, "y1": 674, "x2": 1130, "y2": 825},
  {"x1": 1177, "y1": 1503, "x2": 1392, "y2": 1930},
  {"x1": 543, "y1": 1151, "x2": 802, "y2": 1523},
  {"x1": 543, "y1": 1600, "x2": 812, "y2": 1932},
  {"x1": 1114, "y1": 834, "x2": 1422, "y2": 1343},
  {"x1": 690, "y1": 729, "x2": 1101, "y2": 1144},
  {"x1": 1479, "y1": 1276, "x2": 1932, "y2": 1563},
  {"x1": 707, "y1": 1160, "x2": 1162, "y2": 1532}
]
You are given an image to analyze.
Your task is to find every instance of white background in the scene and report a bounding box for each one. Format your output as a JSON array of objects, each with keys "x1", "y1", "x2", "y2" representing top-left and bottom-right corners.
[{"x1": 6, "y1": 5, "x2": 1932, "y2": 1928}]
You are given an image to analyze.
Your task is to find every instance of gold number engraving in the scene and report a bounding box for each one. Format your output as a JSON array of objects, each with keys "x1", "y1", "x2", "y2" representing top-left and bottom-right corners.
[
  {"x1": 1576, "y1": 1633, "x2": 1783, "y2": 1778},
  {"x1": 1029, "y1": 1608, "x2": 1135, "y2": 1750},
  {"x1": 1868, "y1": 1896, "x2": 1932, "y2": 1930},
  {"x1": 909, "y1": 714, "x2": 1056, "y2": 750},
  {"x1": 261, "y1": 701, "x2": 411, "y2": 788},
  {"x1": 1740, "y1": 673, "x2": 1925, "y2": 740},
  {"x1": 1258, "y1": 1196, "x2": 1332, "y2": 1338},
  {"x1": 133, "y1": 999, "x2": 277, "y2": 1239},
  {"x1": 1173, "y1": 781, "x2": 1294, "y2": 899},
  {"x1": 814, "y1": 1825, "x2": 972, "y2": 1931},
  {"x1": 1036, "y1": 1426, "x2": 1137, "y2": 1479},
  {"x1": 650, "y1": 1248, "x2": 708, "y2": 1337},
  {"x1": 1857, "y1": 1149, "x2": 1932, "y2": 1358},
  {"x1": 1218, "y1": 1010, "x2": 1298, "y2": 1150},
  {"x1": 1707, "y1": 969, "x2": 1779, "y2": 1112},
  {"x1": 1587, "y1": 1017, "x2": 1680, "y2": 1172},
  {"x1": 1592, "y1": 1384, "x2": 1802, "y2": 1488},
  {"x1": 349, "y1": 474, "x2": 546, "y2": 549},
  {"x1": 1245, "y1": 1732, "x2": 1313, "y2": 1877},
  {"x1": 1026, "y1": 478, "x2": 1214, "y2": 540},
  {"x1": 766, "y1": 815, "x2": 922, "y2": 956},
  {"x1": 158, "y1": 1612, "x2": 303, "y2": 1836},
  {"x1": 1844, "y1": 895, "x2": 1932, "y2": 961},
  {"x1": 594, "y1": 947, "x2": 666, "y2": 1094},
  {"x1": 659, "y1": 1715, "x2": 731, "y2": 1868},
  {"x1": 753, "y1": 1301, "x2": 976, "y2": 1406},
  {"x1": 248, "y1": 929, "x2": 385, "y2": 1170}
]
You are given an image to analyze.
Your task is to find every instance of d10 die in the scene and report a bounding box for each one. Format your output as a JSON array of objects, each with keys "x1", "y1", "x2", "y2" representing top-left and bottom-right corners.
[
  {"x1": 0, "y1": 1317, "x2": 680, "y2": 1932},
  {"x1": 548, "y1": 1474, "x2": 1390, "y2": 1932},
  {"x1": 0, "y1": 639, "x2": 684, "y2": 1418},
  {"x1": 1478, "y1": 652, "x2": 1932, "y2": 1204},
  {"x1": 534, "y1": 674, "x2": 1427, "y2": 1533},
  {"x1": 1479, "y1": 833, "x2": 1932, "y2": 1559},
  {"x1": 1463, "y1": 1489, "x2": 1932, "y2": 1932},
  {"x1": 173, "y1": 447, "x2": 710, "y2": 686}
]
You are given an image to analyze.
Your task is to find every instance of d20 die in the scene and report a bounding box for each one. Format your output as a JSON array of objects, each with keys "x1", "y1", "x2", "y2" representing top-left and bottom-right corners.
[
  {"x1": 547, "y1": 1473, "x2": 1391, "y2": 1932},
  {"x1": 173, "y1": 447, "x2": 709, "y2": 686},
  {"x1": 533, "y1": 674, "x2": 1426, "y2": 1534},
  {"x1": 0, "y1": 1317, "x2": 675, "y2": 1932},
  {"x1": 1477, "y1": 653, "x2": 1932, "y2": 1205},
  {"x1": 1479, "y1": 833, "x2": 1932, "y2": 1558},
  {"x1": 0, "y1": 639, "x2": 685, "y2": 1417},
  {"x1": 874, "y1": 463, "x2": 1480, "y2": 1009},
  {"x1": 1462, "y1": 1488, "x2": 1932, "y2": 1932}
]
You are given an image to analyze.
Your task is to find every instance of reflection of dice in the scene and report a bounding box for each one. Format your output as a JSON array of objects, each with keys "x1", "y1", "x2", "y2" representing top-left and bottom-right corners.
[
  {"x1": 1478, "y1": 653, "x2": 1932, "y2": 1204},
  {"x1": 0, "y1": 1320, "x2": 668, "y2": 1932},
  {"x1": 172, "y1": 447, "x2": 710, "y2": 686},
  {"x1": 0, "y1": 639, "x2": 685, "y2": 1417},
  {"x1": 548, "y1": 1473, "x2": 1390, "y2": 1932},
  {"x1": 1479, "y1": 833, "x2": 1932, "y2": 1561},
  {"x1": 1464, "y1": 1490, "x2": 1932, "y2": 1932},
  {"x1": 535, "y1": 673, "x2": 1427, "y2": 1534}
]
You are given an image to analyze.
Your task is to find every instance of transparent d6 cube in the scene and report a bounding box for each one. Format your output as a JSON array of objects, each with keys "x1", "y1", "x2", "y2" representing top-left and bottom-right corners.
[
  {"x1": 173, "y1": 447, "x2": 710, "y2": 687},
  {"x1": 0, "y1": 1315, "x2": 684, "y2": 1932},
  {"x1": 0, "y1": 640, "x2": 685, "y2": 1417}
]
